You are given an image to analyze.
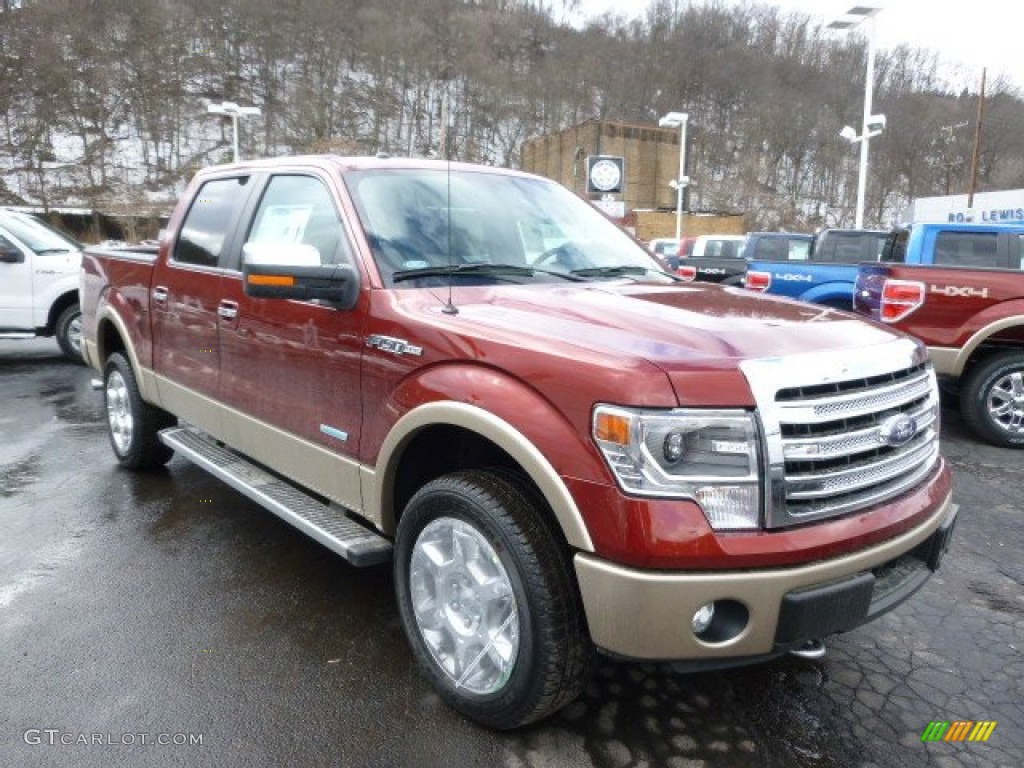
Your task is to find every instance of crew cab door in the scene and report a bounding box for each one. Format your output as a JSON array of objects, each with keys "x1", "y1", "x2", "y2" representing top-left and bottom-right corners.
[
  {"x1": 0, "y1": 231, "x2": 31, "y2": 329},
  {"x1": 151, "y1": 174, "x2": 255, "y2": 418},
  {"x1": 216, "y1": 172, "x2": 366, "y2": 511},
  {"x1": 0, "y1": 213, "x2": 81, "y2": 330}
]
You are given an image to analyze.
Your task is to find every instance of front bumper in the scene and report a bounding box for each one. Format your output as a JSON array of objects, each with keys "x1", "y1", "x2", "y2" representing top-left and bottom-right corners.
[{"x1": 574, "y1": 491, "x2": 956, "y2": 661}]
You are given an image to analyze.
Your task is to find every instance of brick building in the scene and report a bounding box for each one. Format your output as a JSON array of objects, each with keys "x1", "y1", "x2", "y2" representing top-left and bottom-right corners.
[{"x1": 519, "y1": 120, "x2": 745, "y2": 241}]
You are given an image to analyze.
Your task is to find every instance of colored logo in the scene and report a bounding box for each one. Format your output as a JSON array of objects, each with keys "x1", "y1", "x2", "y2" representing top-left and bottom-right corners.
[
  {"x1": 921, "y1": 721, "x2": 997, "y2": 742},
  {"x1": 878, "y1": 413, "x2": 918, "y2": 447}
]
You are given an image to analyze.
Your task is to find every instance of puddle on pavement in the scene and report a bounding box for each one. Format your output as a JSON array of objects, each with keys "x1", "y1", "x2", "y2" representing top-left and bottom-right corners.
[
  {"x1": 0, "y1": 455, "x2": 41, "y2": 497},
  {"x1": 968, "y1": 580, "x2": 1024, "y2": 616}
]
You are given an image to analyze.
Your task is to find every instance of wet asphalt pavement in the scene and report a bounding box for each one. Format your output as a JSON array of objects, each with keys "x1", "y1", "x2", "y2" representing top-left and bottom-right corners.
[{"x1": 1, "y1": 338, "x2": 1021, "y2": 768}]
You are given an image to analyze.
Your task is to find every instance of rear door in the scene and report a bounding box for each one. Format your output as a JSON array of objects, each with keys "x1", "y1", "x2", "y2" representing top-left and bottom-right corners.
[{"x1": 151, "y1": 174, "x2": 255, "y2": 421}]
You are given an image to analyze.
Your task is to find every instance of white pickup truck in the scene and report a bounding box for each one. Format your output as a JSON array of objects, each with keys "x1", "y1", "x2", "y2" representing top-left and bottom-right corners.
[{"x1": 0, "y1": 209, "x2": 84, "y2": 361}]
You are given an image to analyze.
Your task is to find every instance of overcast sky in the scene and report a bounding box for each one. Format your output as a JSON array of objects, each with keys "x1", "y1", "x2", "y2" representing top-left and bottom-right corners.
[{"x1": 572, "y1": 0, "x2": 1023, "y2": 91}]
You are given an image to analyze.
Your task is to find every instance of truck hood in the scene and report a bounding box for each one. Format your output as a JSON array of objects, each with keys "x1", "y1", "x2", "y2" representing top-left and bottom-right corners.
[{"x1": 431, "y1": 281, "x2": 904, "y2": 368}]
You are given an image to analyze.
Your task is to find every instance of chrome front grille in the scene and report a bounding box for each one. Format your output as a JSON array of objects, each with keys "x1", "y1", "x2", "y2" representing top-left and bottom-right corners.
[{"x1": 741, "y1": 339, "x2": 942, "y2": 529}]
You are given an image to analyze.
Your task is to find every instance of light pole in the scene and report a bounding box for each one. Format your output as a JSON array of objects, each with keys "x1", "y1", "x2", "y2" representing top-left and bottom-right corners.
[
  {"x1": 829, "y1": 5, "x2": 885, "y2": 229},
  {"x1": 207, "y1": 101, "x2": 261, "y2": 163},
  {"x1": 658, "y1": 111, "x2": 689, "y2": 242}
]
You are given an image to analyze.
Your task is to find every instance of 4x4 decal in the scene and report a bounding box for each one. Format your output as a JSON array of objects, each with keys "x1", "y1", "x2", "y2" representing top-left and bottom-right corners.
[{"x1": 929, "y1": 285, "x2": 989, "y2": 299}]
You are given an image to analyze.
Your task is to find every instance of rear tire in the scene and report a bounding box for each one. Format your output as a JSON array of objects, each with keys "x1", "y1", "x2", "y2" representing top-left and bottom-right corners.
[
  {"x1": 394, "y1": 470, "x2": 592, "y2": 729},
  {"x1": 960, "y1": 351, "x2": 1024, "y2": 448},
  {"x1": 56, "y1": 303, "x2": 85, "y2": 363},
  {"x1": 103, "y1": 352, "x2": 176, "y2": 468}
]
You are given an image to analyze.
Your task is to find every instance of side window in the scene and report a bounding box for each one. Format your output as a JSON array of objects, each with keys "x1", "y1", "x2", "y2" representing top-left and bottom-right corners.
[
  {"x1": 753, "y1": 238, "x2": 785, "y2": 260},
  {"x1": 833, "y1": 236, "x2": 862, "y2": 263},
  {"x1": 933, "y1": 232, "x2": 998, "y2": 268},
  {"x1": 174, "y1": 176, "x2": 251, "y2": 268},
  {"x1": 245, "y1": 175, "x2": 351, "y2": 265},
  {"x1": 814, "y1": 236, "x2": 835, "y2": 262},
  {"x1": 788, "y1": 240, "x2": 811, "y2": 261}
]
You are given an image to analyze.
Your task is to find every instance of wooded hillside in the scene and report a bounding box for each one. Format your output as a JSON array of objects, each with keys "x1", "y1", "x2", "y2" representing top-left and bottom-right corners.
[{"x1": 1, "y1": 0, "x2": 1021, "y2": 229}]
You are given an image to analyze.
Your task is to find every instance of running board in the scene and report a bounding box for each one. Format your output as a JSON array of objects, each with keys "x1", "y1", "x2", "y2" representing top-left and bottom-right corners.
[{"x1": 159, "y1": 426, "x2": 392, "y2": 567}]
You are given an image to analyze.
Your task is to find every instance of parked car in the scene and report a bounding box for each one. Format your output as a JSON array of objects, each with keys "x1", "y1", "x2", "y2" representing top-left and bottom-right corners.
[
  {"x1": 741, "y1": 232, "x2": 813, "y2": 261},
  {"x1": 744, "y1": 228, "x2": 887, "y2": 309},
  {"x1": 671, "y1": 234, "x2": 748, "y2": 284},
  {"x1": 853, "y1": 221, "x2": 1024, "y2": 447},
  {"x1": 690, "y1": 234, "x2": 746, "y2": 258},
  {"x1": 812, "y1": 228, "x2": 887, "y2": 263},
  {"x1": 81, "y1": 155, "x2": 955, "y2": 728},
  {"x1": 647, "y1": 237, "x2": 681, "y2": 269},
  {"x1": 648, "y1": 237, "x2": 680, "y2": 258},
  {"x1": 0, "y1": 209, "x2": 84, "y2": 361}
]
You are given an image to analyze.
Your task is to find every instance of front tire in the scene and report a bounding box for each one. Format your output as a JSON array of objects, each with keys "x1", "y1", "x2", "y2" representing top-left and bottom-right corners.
[
  {"x1": 55, "y1": 303, "x2": 85, "y2": 363},
  {"x1": 960, "y1": 351, "x2": 1024, "y2": 448},
  {"x1": 104, "y1": 352, "x2": 176, "y2": 468},
  {"x1": 394, "y1": 470, "x2": 592, "y2": 729}
]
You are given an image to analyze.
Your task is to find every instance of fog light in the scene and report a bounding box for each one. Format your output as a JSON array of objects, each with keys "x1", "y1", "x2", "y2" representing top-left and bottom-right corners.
[{"x1": 691, "y1": 602, "x2": 715, "y2": 634}]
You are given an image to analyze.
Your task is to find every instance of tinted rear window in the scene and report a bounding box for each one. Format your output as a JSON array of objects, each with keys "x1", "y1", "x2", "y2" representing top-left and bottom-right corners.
[{"x1": 933, "y1": 232, "x2": 998, "y2": 268}]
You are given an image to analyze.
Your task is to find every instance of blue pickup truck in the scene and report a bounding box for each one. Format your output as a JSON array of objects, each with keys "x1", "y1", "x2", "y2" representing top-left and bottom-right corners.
[
  {"x1": 745, "y1": 229, "x2": 887, "y2": 309},
  {"x1": 879, "y1": 221, "x2": 1024, "y2": 267}
]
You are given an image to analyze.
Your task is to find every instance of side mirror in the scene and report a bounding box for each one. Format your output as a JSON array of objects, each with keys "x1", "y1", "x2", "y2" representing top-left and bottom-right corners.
[
  {"x1": 241, "y1": 243, "x2": 359, "y2": 309},
  {"x1": 0, "y1": 244, "x2": 24, "y2": 264}
]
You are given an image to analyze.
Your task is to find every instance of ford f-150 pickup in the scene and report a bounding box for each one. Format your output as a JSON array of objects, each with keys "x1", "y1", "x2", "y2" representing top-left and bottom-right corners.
[
  {"x1": 0, "y1": 209, "x2": 85, "y2": 361},
  {"x1": 854, "y1": 222, "x2": 1024, "y2": 448},
  {"x1": 744, "y1": 228, "x2": 887, "y2": 308},
  {"x1": 81, "y1": 155, "x2": 956, "y2": 729}
]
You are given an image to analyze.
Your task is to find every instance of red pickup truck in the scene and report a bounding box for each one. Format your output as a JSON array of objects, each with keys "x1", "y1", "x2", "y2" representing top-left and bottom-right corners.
[
  {"x1": 854, "y1": 226, "x2": 1024, "y2": 448},
  {"x1": 81, "y1": 156, "x2": 956, "y2": 728}
]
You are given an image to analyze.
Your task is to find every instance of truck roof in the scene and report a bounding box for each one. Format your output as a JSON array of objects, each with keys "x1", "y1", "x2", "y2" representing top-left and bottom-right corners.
[{"x1": 193, "y1": 154, "x2": 534, "y2": 180}]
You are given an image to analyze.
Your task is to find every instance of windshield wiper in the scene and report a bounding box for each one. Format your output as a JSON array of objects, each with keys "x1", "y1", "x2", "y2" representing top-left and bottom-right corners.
[
  {"x1": 392, "y1": 262, "x2": 587, "y2": 283},
  {"x1": 569, "y1": 265, "x2": 652, "y2": 278}
]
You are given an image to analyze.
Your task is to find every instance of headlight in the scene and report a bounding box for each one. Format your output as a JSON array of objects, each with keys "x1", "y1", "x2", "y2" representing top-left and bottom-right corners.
[{"x1": 592, "y1": 405, "x2": 762, "y2": 530}]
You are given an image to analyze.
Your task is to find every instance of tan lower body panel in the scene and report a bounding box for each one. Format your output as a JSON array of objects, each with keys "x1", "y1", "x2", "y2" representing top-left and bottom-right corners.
[
  {"x1": 154, "y1": 375, "x2": 369, "y2": 525},
  {"x1": 575, "y1": 492, "x2": 954, "y2": 660},
  {"x1": 928, "y1": 347, "x2": 960, "y2": 377}
]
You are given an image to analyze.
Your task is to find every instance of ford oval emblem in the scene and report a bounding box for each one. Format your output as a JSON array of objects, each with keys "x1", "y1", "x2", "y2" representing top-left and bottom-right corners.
[{"x1": 879, "y1": 414, "x2": 918, "y2": 447}]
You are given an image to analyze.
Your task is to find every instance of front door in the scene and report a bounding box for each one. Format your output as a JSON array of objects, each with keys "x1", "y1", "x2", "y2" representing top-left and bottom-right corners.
[
  {"x1": 0, "y1": 232, "x2": 31, "y2": 329},
  {"x1": 217, "y1": 172, "x2": 366, "y2": 511}
]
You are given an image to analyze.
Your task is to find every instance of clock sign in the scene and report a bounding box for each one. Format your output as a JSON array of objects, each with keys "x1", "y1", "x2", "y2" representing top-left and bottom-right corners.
[{"x1": 587, "y1": 156, "x2": 624, "y2": 194}]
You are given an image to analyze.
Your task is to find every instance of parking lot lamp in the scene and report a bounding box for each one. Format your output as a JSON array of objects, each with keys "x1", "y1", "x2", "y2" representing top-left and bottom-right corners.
[
  {"x1": 829, "y1": 5, "x2": 885, "y2": 229},
  {"x1": 207, "y1": 101, "x2": 261, "y2": 163},
  {"x1": 658, "y1": 111, "x2": 689, "y2": 242}
]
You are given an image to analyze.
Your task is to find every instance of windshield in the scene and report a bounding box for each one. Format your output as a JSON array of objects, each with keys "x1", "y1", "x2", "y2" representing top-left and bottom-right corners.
[
  {"x1": 0, "y1": 211, "x2": 82, "y2": 253},
  {"x1": 344, "y1": 168, "x2": 671, "y2": 287}
]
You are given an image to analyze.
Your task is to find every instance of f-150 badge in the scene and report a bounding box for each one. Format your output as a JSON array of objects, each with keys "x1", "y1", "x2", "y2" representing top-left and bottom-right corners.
[{"x1": 366, "y1": 334, "x2": 423, "y2": 356}]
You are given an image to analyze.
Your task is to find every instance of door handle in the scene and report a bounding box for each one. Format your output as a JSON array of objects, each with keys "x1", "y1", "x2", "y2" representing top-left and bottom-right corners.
[
  {"x1": 153, "y1": 286, "x2": 168, "y2": 303},
  {"x1": 218, "y1": 300, "x2": 239, "y2": 320}
]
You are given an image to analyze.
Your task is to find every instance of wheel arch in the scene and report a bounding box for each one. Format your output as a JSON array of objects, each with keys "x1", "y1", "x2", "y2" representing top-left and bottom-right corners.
[
  {"x1": 44, "y1": 290, "x2": 79, "y2": 335},
  {"x1": 943, "y1": 315, "x2": 1024, "y2": 378},
  {"x1": 801, "y1": 283, "x2": 853, "y2": 308},
  {"x1": 94, "y1": 307, "x2": 158, "y2": 403},
  {"x1": 369, "y1": 401, "x2": 595, "y2": 553}
]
